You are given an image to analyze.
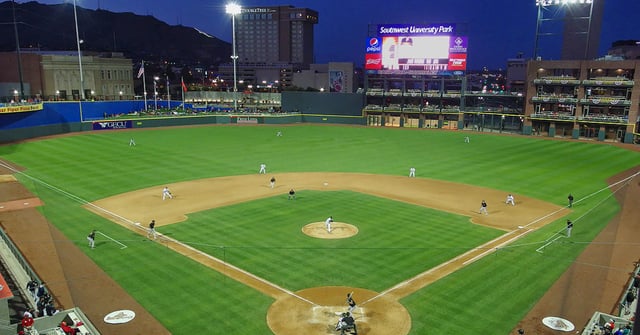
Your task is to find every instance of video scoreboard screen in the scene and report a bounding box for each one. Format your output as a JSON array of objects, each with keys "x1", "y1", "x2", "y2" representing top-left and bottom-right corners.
[{"x1": 365, "y1": 24, "x2": 468, "y2": 75}]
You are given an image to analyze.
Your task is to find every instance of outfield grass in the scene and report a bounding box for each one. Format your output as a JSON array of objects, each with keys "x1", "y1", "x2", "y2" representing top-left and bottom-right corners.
[{"x1": 1, "y1": 125, "x2": 638, "y2": 334}]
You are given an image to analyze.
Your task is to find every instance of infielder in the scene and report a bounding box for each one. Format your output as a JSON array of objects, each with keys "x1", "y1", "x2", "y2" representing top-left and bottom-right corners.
[
  {"x1": 479, "y1": 200, "x2": 488, "y2": 215},
  {"x1": 325, "y1": 216, "x2": 334, "y2": 233},
  {"x1": 259, "y1": 163, "x2": 267, "y2": 174},
  {"x1": 270, "y1": 176, "x2": 276, "y2": 189},
  {"x1": 505, "y1": 194, "x2": 515, "y2": 206},
  {"x1": 162, "y1": 186, "x2": 173, "y2": 200},
  {"x1": 129, "y1": 138, "x2": 136, "y2": 146},
  {"x1": 409, "y1": 167, "x2": 416, "y2": 177}
]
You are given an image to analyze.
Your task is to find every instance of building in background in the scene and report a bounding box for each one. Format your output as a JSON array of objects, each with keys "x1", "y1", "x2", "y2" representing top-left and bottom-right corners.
[
  {"x1": 0, "y1": 51, "x2": 133, "y2": 101},
  {"x1": 506, "y1": 57, "x2": 527, "y2": 93},
  {"x1": 292, "y1": 62, "x2": 355, "y2": 93},
  {"x1": 218, "y1": 5, "x2": 318, "y2": 89}
]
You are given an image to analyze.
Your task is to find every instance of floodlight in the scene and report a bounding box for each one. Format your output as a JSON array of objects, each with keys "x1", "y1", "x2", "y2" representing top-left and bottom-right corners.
[{"x1": 225, "y1": 3, "x2": 241, "y2": 15}]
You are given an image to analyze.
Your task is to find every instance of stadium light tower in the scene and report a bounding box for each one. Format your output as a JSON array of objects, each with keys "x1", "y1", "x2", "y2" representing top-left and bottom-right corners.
[
  {"x1": 534, "y1": 0, "x2": 599, "y2": 61},
  {"x1": 226, "y1": 3, "x2": 241, "y2": 114},
  {"x1": 72, "y1": 0, "x2": 85, "y2": 121}
]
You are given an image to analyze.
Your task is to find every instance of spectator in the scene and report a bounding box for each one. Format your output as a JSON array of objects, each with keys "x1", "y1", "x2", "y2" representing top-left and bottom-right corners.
[
  {"x1": 25, "y1": 280, "x2": 37, "y2": 300},
  {"x1": 59, "y1": 321, "x2": 82, "y2": 334}
]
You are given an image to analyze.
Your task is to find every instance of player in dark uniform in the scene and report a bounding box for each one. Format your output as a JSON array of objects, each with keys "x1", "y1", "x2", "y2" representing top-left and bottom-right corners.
[
  {"x1": 288, "y1": 188, "x2": 296, "y2": 200},
  {"x1": 147, "y1": 219, "x2": 157, "y2": 239},
  {"x1": 347, "y1": 292, "x2": 356, "y2": 314},
  {"x1": 87, "y1": 230, "x2": 96, "y2": 249}
]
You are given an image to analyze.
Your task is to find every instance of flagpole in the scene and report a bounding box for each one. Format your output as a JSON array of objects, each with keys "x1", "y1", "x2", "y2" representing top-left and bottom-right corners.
[{"x1": 167, "y1": 76, "x2": 171, "y2": 110}]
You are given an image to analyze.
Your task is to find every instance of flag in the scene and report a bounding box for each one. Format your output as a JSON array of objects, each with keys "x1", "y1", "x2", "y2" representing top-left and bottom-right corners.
[
  {"x1": 181, "y1": 78, "x2": 188, "y2": 92},
  {"x1": 137, "y1": 62, "x2": 145, "y2": 78}
]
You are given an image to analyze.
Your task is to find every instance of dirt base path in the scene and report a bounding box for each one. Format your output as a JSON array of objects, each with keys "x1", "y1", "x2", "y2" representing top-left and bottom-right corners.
[{"x1": 89, "y1": 172, "x2": 564, "y2": 335}]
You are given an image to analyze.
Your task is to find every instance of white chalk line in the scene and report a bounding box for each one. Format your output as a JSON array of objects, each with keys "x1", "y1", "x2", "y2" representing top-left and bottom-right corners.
[
  {"x1": 535, "y1": 172, "x2": 636, "y2": 253},
  {"x1": 365, "y1": 171, "x2": 640, "y2": 305},
  {"x1": 96, "y1": 231, "x2": 127, "y2": 249},
  {"x1": 0, "y1": 161, "x2": 317, "y2": 306}
]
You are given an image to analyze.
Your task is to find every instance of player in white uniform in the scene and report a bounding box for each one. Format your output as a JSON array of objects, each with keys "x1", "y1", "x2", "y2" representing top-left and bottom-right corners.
[
  {"x1": 259, "y1": 163, "x2": 267, "y2": 174},
  {"x1": 325, "y1": 216, "x2": 333, "y2": 233},
  {"x1": 409, "y1": 167, "x2": 416, "y2": 177},
  {"x1": 505, "y1": 194, "x2": 515, "y2": 206},
  {"x1": 162, "y1": 186, "x2": 173, "y2": 200}
]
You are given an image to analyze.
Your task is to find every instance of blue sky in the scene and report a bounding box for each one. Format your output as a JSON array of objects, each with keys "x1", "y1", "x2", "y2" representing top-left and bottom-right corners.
[{"x1": 23, "y1": 0, "x2": 640, "y2": 70}]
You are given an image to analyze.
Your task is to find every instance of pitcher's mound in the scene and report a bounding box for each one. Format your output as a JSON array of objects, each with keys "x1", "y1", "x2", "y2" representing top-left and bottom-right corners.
[
  {"x1": 302, "y1": 222, "x2": 358, "y2": 239},
  {"x1": 267, "y1": 286, "x2": 411, "y2": 335}
]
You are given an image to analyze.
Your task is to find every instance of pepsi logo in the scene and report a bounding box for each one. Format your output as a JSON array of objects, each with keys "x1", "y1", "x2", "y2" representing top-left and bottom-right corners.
[{"x1": 369, "y1": 38, "x2": 379, "y2": 47}]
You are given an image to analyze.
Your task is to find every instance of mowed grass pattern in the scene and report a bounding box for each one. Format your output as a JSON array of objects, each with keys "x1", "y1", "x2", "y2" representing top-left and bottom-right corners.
[
  {"x1": 161, "y1": 190, "x2": 502, "y2": 292},
  {"x1": 1, "y1": 124, "x2": 639, "y2": 334}
]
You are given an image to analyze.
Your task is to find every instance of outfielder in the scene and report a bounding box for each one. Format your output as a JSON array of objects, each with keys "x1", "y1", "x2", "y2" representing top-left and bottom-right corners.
[
  {"x1": 325, "y1": 216, "x2": 334, "y2": 233},
  {"x1": 162, "y1": 186, "x2": 173, "y2": 200},
  {"x1": 259, "y1": 163, "x2": 267, "y2": 174},
  {"x1": 87, "y1": 230, "x2": 96, "y2": 249},
  {"x1": 409, "y1": 167, "x2": 416, "y2": 177}
]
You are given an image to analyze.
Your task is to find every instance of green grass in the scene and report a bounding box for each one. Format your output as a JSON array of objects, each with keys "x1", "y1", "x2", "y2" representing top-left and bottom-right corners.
[{"x1": 1, "y1": 124, "x2": 638, "y2": 334}]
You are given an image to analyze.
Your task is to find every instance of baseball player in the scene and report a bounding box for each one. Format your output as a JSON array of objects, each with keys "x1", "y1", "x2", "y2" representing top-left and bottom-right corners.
[
  {"x1": 270, "y1": 176, "x2": 276, "y2": 189},
  {"x1": 129, "y1": 138, "x2": 136, "y2": 146},
  {"x1": 325, "y1": 216, "x2": 334, "y2": 233},
  {"x1": 259, "y1": 163, "x2": 267, "y2": 174},
  {"x1": 479, "y1": 200, "x2": 488, "y2": 215},
  {"x1": 505, "y1": 194, "x2": 515, "y2": 206},
  {"x1": 162, "y1": 186, "x2": 173, "y2": 200},
  {"x1": 347, "y1": 292, "x2": 357, "y2": 314},
  {"x1": 566, "y1": 219, "x2": 573, "y2": 237},
  {"x1": 409, "y1": 167, "x2": 416, "y2": 177},
  {"x1": 147, "y1": 219, "x2": 157, "y2": 239},
  {"x1": 288, "y1": 188, "x2": 296, "y2": 200},
  {"x1": 87, "y1": 230, "x2": 96, "y2": 249}
]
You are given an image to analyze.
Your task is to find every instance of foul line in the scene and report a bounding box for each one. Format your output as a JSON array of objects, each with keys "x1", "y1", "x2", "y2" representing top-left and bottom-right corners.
[
  {"x1": 535, "y1": 172, "x2": 637, "y2": 253},
  {"x1": 0, "y1": 161, "x2": 316, "y2": 306},
  {"x1": 96, "y1": 231, "x2": 127, "y2": 249}
]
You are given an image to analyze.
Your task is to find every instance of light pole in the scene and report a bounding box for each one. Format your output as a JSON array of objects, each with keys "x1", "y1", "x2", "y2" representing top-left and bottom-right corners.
[
  {"x1": 153, "y1": 76, "x2": 159, "y2": 110},
  {"x1": 226, "y1": 3, "x2": 241, "y2": 113},
  {"x1": 72, "y1": 0, "x2": 84, "y2": 122}
]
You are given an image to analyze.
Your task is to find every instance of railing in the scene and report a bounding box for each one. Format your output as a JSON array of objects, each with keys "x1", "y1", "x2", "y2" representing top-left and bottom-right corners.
[
  {"x1": 530, "y1": 112, "x2": 576, "y2": 121},
  {"x1": 579, "y1": 114, "x2": 628, "y2": 123}
]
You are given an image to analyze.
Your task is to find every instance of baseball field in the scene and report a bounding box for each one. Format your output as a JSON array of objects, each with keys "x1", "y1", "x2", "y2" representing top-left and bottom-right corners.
[{"x1": 0, "y1": 124, "x2": 638, "y2": 335}]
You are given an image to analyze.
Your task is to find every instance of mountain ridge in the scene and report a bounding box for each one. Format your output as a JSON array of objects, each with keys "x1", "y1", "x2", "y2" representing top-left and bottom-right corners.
[{"x1": 0, "y1": 1, "x2": 231, "y2": 66}]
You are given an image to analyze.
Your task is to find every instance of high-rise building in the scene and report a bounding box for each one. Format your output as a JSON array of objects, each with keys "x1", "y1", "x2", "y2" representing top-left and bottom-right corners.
[{"x1": 236, "y1": 6, "x2": 318, "y2": 66}]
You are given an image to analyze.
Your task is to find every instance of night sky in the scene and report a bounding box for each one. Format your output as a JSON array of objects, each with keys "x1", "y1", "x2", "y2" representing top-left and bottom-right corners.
[{"x1": 21, "y1": 0, "x2": 640, "y2": 70}]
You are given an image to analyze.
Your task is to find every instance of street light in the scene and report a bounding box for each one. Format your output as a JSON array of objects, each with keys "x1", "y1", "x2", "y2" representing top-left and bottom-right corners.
[
  {"x1": 226, "y1": 3, "x2": 241, "y2": 113},
  {"x1": 153, "y1": 76, "x2": 159, "y2": 110},
  {"x1": 72, "y1": 0, "x2": 84, "y2": 121}
]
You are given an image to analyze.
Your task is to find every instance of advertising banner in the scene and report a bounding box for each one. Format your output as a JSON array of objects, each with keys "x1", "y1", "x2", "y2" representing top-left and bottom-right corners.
[
  {"x1": 329, "y1": 71, "x2": 344, "y2": 93},
  {"x1": 92, "y1": 120, "x2": 133, "y2": 130},
  {"x1": 0, "y1": 103, "x2": 43, "y2": 114}
]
